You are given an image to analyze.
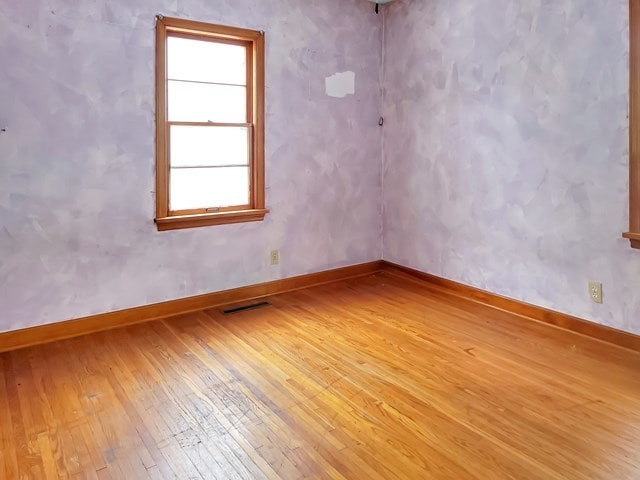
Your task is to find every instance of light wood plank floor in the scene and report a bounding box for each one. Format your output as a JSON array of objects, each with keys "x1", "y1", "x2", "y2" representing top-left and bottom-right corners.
[{"x1": 1, "y1": 271, "x2": 640, "y2": 479}]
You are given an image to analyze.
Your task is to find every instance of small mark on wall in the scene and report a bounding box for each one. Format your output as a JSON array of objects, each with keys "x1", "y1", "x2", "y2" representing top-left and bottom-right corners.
[{"x1": 325, "y1": 71, "x2": 355, "y2": 98}]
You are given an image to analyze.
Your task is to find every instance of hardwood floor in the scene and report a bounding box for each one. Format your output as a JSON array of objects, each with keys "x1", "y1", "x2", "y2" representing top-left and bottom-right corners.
[{"x1": 1, "y1": 272, "x2": 639, "y2": 479}]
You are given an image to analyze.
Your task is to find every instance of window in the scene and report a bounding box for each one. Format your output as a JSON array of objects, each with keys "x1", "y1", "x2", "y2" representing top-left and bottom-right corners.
[
  {"x1": 625, "y1": 1, "x2": 640, "y2": 247},
  {"x1": 155, "y1": 16, "x2": 267, "y2": 231}
]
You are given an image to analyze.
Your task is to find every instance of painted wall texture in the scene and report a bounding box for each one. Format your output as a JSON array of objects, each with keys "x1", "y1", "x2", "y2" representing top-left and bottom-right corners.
[
  {"x1": 382, "y1": 0, "x2": 640, "y2": 333},
  {"x1": 0, "y1": 0, "x2": 383, "y2": 332},
  {"x1": 3, "y1": 0, "x2": 639, "y2": 336}
]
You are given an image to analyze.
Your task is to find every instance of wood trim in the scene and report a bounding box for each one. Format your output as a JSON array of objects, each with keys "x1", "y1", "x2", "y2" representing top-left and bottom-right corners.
[
  {"x1": 155, "y1": 16, "x2": 267, "y2": 230},
  {"x1": 626, "y1": 0, "x2": 640, "y2": 247},
  {"x1": 159, "y1": 16, "x2": 264, "y2": 42},
  {"x1": 252, "y1": 31, "x2": 266, "y2": 210},
  {"x1": 0, "y1": 261, "x2": 383, "y2": 353},
  {"x1": 622, "y1": 231, "x2": 640, "y2": 249},
  {"x1": 155, "y1": 16, "x2": 169, "y2": 219},
  {"x1": 4, "y1": 258, "x2": 636, "y2": 354},
  {"x1": 155, "y1": 208, "x2": 269, "y2": 230},
  {"x1": 381, "y1": 261, "x2": 640, "y2": 353}
]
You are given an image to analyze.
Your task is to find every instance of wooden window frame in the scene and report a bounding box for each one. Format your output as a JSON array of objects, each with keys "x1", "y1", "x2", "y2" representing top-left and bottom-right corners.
[
  {"x1": 625, "y1": 0, "x2": 640, "y2": 247},
  {"x1": 155, "y1": 16, "x2": 268, "y2": 231}
]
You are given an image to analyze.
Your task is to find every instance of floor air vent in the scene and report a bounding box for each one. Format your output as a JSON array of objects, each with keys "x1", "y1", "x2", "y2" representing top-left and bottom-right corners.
[{"x1": 222, "y1": 301, "x2": 271, "y2": 315}]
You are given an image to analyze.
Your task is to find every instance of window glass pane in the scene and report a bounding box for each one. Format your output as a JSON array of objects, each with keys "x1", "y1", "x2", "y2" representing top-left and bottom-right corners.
[
  {"x1": 168, "y1": 81, "x2": 246, "y2": 123},
  {"x1": 170, "y1": 166, "x2": 249, "y2": 210},
  {"x1": 170, "y1": 126, "x2": 249, "y2": 167},
  {"x1": 168, "y1": 36, "x2": 246, "y2": 85}
]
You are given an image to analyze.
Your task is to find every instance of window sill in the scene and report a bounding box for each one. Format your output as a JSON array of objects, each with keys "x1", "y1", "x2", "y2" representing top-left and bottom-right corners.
[
  {"x1": 623, "y1": 232, "x2": 640, "y2": 249},
  {"x1": 155, "y1": 208, "x2": 269, "y2": 231}
]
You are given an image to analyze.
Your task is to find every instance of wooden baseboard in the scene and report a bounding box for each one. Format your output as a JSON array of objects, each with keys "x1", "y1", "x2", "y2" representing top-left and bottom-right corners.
[
  {"x1": 380, "y1": 261, "x2": 640, "y2": 353},
  {"x1": 3, "y1": 259, "x2": 638, "y2": 354},
  {"x1": 0, "y1": 261, "x2": 383, "y2": 353}
]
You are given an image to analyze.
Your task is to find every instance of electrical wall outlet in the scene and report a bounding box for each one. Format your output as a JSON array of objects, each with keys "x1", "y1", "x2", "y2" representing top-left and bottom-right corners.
[
  {"x1": 589, "y1": 281, "x2": 603, "y2": 304},
  {"x1": 270, "y1": 250, "x2": 279, "y2": 266}
]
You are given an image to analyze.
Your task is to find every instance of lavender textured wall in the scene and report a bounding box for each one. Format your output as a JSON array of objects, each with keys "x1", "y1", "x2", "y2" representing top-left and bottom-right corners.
[
  {"x1": 0, "y1": 0, "x2": 383, "y2": 332},
  {"x1": 382, "y1": 0, "x2": 640, "y2": 333},
  {"x1": 3, "y1": 0, "x2": 637, "y2": 336}
]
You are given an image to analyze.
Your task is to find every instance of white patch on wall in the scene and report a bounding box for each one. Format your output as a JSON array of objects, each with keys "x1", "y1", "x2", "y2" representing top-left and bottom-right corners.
[{"x1": 325, "y1": 71, "x2": 355, "y2": 98}]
